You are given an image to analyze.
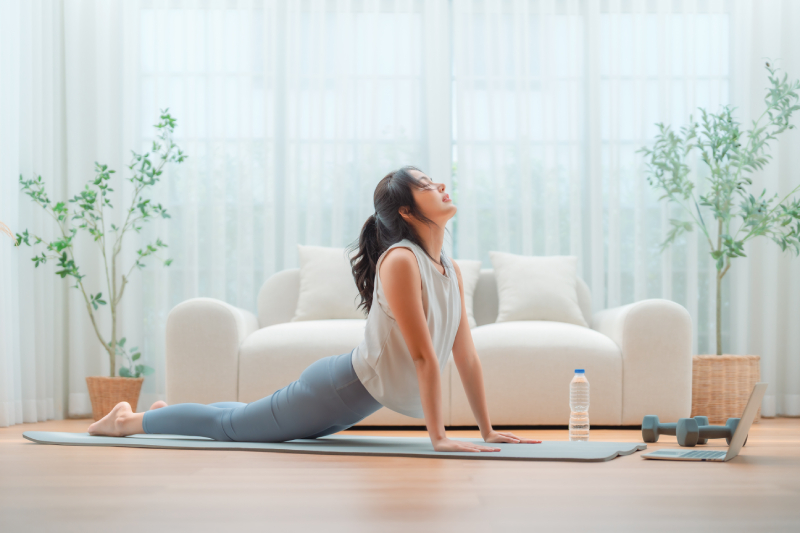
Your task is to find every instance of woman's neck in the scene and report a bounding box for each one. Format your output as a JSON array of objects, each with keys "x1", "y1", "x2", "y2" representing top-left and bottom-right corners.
[{"x1": 415, "y1": 226, "x2": 445, "y2": 263}]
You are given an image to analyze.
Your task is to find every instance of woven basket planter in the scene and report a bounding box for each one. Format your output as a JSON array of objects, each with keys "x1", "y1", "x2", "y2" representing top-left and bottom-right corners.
[
  {"x1": 85, "y1": 376, "x2": 144, "y2": 421},
  {"x1": 690, "y1": 355, "x2": 761, "y2": 425}
]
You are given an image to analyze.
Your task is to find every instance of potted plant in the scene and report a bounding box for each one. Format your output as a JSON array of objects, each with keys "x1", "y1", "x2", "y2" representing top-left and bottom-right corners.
[
  {"x1": 16, "y1": 109, "x2": 187, "y2": 420},
  {"x1": 639, "y1": 61, "x2": 800, "y2": 424}
]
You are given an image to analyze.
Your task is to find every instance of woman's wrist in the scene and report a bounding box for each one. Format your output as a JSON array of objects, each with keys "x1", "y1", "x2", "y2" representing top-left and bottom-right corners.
[{"x1": 428, "y1": 428, "x2": 447, "y2": 444}]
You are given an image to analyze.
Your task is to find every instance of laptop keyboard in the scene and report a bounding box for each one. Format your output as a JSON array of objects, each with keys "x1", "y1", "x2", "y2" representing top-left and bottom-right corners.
[{"x1": 680, "y1": 450, "x2": 726, "y2": 459}]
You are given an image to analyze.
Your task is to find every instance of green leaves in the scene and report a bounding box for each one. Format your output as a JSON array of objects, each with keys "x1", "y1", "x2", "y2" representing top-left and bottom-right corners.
[
  {"x1": 139, "y1": 365, "x2": 155, "y2": 376},
  {"x1": 90, "y1": 292, "x2": 107, "y2": 310},
  {"x1": 638, "y1": 122, "x2": 696, "y2": 203},
  {"x1": 134, "y1": 237, "x2": 170, "y2": 269},
  {"x1": 639, "y1": 59, "x2": 800, "y2": 276},
  {"x1": 658, "y1": 218, "x2": 694, "y2": 253},
  {"x1": 18, "y1": 174, "x2": 52, "y2": 209},
  {"x1": 54, "y1": 251, "x2": 82, "y2": 280},
  {"x1": 113, "y1": 337, "x2": 154, "y2": 378},
  {"x1": 119, "y1": 365, "x2": 155, "y2": 378}
]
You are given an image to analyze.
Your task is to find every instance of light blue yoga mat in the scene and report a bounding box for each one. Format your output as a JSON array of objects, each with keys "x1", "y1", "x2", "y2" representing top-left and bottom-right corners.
[{"x1": 23, "y1": 431, "x2": 647, "y2": 462}]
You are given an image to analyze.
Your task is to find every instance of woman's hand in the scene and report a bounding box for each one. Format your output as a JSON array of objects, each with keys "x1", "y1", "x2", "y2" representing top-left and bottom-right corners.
[
  {"x1": 483, "y1": 430, "x2": 542, "y2": 444},
  {"x1": 432, "y1": 437, "x2": 501, "y2": 452}
]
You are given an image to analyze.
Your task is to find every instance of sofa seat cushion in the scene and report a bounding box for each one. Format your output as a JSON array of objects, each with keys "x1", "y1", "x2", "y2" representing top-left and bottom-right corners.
[
  {"x1": 238, "y1": 319, "x2": 367, "y2": 402},
  {"x1": 449, "y1": 321, "x2": 622, "y2": 425}
]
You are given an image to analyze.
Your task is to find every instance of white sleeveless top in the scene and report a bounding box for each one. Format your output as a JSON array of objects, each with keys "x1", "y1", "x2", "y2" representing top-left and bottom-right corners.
[{"x1": 351, "y1": 238, "x2": 462, "y2": 418}]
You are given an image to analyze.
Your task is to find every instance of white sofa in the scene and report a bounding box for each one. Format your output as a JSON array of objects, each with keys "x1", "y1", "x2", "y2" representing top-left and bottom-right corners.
[{"x1": 165, "y1": 268, "x2": 693, "y2": 427}]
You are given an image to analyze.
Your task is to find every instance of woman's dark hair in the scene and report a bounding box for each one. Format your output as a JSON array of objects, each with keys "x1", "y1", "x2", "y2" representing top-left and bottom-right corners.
[{"x1": 346, "y1": 165, "x2": 451, "y2": 315}]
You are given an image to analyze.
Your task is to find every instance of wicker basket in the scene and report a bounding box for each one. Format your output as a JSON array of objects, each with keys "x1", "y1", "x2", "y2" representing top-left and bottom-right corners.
[
  {"x1": 85, "y1": 376, "x2": 144, "y2": 421},
  {"x1": 691, "y1": 354, "x2": 761, "y2": 425}
]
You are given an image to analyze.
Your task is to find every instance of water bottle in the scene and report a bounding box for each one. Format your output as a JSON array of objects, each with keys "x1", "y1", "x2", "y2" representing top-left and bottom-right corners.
[{"x1": 569, "y1": 369, "x2": 590, "y2": 441}]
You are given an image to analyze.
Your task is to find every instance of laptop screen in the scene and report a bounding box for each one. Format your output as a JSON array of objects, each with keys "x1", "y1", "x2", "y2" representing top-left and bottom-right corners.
[{"x1": 725, "y1": 382, "x2": 768, "y2": 460}]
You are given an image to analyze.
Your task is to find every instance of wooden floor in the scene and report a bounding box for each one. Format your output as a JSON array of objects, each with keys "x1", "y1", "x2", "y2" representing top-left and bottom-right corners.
[{"x1": 2, "y1": 418, "x2": 799, "y2": 532}]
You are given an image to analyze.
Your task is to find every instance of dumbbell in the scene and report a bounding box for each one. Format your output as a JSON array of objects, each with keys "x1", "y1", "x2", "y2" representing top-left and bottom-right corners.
[
  {"x1": 641, "y1": 415, "x2": 709, "y2": 443},
  {"x1": 676, "y1": 417, "x2": 748, "y2": 447}
]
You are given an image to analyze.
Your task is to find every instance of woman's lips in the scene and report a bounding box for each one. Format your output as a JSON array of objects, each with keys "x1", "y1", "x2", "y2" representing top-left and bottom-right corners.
[{"x1": 443, "y1": 195, "x2": 451, "y2": 202}]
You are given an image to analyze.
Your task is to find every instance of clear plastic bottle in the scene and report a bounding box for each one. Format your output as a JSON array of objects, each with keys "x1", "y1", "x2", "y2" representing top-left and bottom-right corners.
[{"x1": 569, "y1": 369, "x2": 590, "y2": 441}]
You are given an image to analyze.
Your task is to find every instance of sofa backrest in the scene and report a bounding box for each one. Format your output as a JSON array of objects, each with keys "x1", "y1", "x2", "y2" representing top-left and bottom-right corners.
[{"x1": 257, "y1": 268, "x2": 593, "y2": 329}]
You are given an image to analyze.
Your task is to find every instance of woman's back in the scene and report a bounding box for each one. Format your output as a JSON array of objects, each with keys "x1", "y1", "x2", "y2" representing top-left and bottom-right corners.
[{"x1": 351, "y1": 238, "x2": 461, "y2": 418}]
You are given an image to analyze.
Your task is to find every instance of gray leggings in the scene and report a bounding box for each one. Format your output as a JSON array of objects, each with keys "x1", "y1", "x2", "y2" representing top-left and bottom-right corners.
[{"x1": 142, "y1": 349, "x2": 383, "y2": 442}]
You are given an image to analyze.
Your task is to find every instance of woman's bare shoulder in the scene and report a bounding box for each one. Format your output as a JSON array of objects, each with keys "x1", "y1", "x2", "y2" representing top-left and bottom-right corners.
[
  {"x1": 379, "y1": 246, "x2": 420, "y2": 288},
  {"x1": 380, "y1": 246, "x2": 417, "y2": 273}
]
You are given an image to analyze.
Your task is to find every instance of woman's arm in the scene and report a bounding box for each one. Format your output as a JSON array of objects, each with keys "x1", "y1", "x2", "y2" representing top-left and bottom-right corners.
[
  {"x1": 379, "y1": 248, "x2": 500, "y2": 452},
  {"x1": 450, "y1": 261, "x2": 541, "y2": 445}
]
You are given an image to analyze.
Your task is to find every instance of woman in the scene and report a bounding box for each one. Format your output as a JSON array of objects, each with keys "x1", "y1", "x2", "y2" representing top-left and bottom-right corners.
[{"x1": 88, "y1": 166, "x2": 540, "y2": 452}]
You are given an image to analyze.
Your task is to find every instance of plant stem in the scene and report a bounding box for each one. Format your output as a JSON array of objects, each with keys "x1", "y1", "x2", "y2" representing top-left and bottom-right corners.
[
  {"x1": 113, "y1": 156, "x2": 170, "y2": 307},
  {"x1": 106, "y1": 145, "x2": 171, "y2": 375},
  {"x1": 716, "y1": 266, "x2": 722, "y2": 356},
  {"x1": 716, "y1": 218, "x2": 723, "y2": 355}
]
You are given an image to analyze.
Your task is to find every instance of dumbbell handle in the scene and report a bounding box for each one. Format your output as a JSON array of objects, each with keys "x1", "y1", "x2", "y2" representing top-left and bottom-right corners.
[
  {"x1": 656, "y1": 423, "x2": 678, "y2": 433},
  {"x1": 649, "y1": 417, "x2": 707, "y2": 435},
  {"x1": 698, "y1": 424, "x2": 734, "y2": 439}
]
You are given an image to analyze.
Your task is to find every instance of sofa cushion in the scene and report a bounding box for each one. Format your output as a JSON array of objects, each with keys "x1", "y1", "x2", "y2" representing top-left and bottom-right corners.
[
  {"x1": 449, "y1": 321, "x2": 622, "y2": 425},
  {"x1": 292, "y1": 244, "x2": 364, "y2": 321},
  {"x1": 452, "y1": 258, "x2": 482, "y2": 328},
  {"x1": 489, "y1": 251, "x2": 588, "y2": 327},
  {"x1": 238, "y1": 319, "x2": 366, "y2": 402}
]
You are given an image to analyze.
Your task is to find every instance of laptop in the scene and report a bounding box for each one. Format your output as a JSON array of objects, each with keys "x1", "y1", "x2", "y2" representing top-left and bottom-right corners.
[{"x1": 641, "y1": 382, "x2": 768, "y2": 462}]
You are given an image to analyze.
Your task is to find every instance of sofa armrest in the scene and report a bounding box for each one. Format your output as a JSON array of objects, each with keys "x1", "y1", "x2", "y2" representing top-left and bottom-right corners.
[
  {"x1": 592, "y1": 299, "x2": 693, "y2": 425},
  {"x1": 165, "y1": 297, "x2": 260, "y2": 405}
]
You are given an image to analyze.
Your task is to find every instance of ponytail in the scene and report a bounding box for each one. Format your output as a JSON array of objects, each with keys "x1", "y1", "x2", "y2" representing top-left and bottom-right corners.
[{"x1": 348, "y1": 213, "x2": 383, "y2": 315}]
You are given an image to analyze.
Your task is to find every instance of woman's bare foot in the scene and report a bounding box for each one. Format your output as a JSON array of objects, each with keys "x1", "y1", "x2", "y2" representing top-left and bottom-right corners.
[
  {"x1": 87, "y1": 401, "x2": 144, "y2": 437},
  {"x1": 149, "y1": 400, "x2": 168, "y2": 410}
]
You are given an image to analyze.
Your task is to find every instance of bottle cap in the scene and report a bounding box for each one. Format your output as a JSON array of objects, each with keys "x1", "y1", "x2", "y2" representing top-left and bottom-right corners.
[{"x1": 575, "y1": 369, "x2": 585, "y2": 373}]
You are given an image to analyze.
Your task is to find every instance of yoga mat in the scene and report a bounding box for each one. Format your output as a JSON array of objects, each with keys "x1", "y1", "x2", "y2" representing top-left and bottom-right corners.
[{"x1": 23, "y1": 431, "x2": 647, "y2": 462}]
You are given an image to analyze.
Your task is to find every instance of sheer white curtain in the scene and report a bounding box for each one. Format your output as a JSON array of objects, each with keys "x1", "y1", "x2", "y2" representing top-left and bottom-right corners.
[
  {"x1": 452, "y1": 0, "x2": 800, "y2": 416},
  {"x1": 133, "y1": 0, "x2": 452, "y2": 410},
  {"x1": 2, "y1": 0, "x2": 798, "y2": 427},
  {"x1": 0, "y1": 0, "x2": 452, "y2": 425},
  {"x1": 1, "y1": 0, "x2": 143, "y2": 425},
  {"x1": 1, "y1": 0, "x2": 68, "y2": 426}
]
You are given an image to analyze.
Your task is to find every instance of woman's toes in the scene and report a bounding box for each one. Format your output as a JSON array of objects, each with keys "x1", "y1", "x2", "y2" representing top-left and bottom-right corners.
[{"x1": 149, "y1": 400, "x2": 168, "y2": 410}]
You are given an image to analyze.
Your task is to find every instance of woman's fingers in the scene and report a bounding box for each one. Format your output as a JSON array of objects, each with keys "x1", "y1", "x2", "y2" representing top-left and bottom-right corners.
[
  {"x1": 498, "y1": 431, "x2": 542, "y2": 444},
  {"x1": 471, "y1": 444, "x2": 501, "y2": 452},
  {"x1": 460, "y1": 443, "x2": 500, "y2": 452},
  {"x1": 494, "y1": 432, "x2": 520, "y2": 442}
]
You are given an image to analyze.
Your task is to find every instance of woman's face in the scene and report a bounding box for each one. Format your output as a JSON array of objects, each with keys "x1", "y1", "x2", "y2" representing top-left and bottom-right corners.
[{"x1": 405, "y1": 169, "x2": 457, "y2": 224}]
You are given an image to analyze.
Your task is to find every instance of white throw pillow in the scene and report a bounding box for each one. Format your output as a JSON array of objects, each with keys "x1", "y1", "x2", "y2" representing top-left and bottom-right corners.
[
  {"x1": 488, "y1": 251, "x2": 588, "y2": 328},
  {"x1": 291, "y1": 244, "x2": 365, "y2": 321},
  {"x1": 452, "y1": 258, "x2": 482, "y2": 328}
]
